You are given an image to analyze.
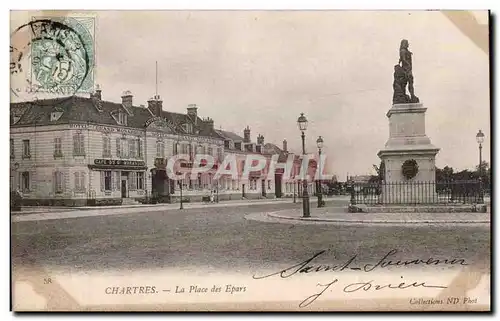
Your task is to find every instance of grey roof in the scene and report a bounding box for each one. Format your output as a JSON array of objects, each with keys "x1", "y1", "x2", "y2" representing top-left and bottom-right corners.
[
  {"x1": 215, "y1": 129, "x2": 244, "y2": 141},
  {"x1": 10, "y1": 96, "x2": 220, "y2": 139}
]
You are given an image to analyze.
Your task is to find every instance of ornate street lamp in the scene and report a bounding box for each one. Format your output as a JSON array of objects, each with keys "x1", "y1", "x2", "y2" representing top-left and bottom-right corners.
[
  {"x1": 476, "y1": 130, "x2": 485, "y2": 202},
  {"x1": 476, "y1": 130, "x2": 485, "y2": 175},
  {"x1": 316, "y1": 136, "x2": 324, "y2": 208},
  {"x1": 297, "y1": 113, "x2": 310, "y2": 217}
]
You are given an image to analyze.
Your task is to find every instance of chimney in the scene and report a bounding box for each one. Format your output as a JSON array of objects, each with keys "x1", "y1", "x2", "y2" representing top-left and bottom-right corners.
[
  {"x1": 90, "y1": 84, "x2": 102, "y2": 100},
  {"x1": 187, "y1": 104, "x2": 198, "y2": 125},
  {"x1": 147, "y1": 95, "x2": 163, "y2": 117},
  {"x1": 243, "y1": 126, "x2": 251, "y2": 143},
  {"x1": 122, "y1": 90, "x2": 133, "y2": 108},
  {"x1": 283, "y1": 139, "x2": 288, "y2": 152},
  {"x1": 257, "y1": 134, "x2": 264, "y2": 145},
  {"x1": 203, "y1": 117, "x2": 214, "y2": 130},
  {"x1": 94, "y1": 84, "x2": 102, "y2": 100}
]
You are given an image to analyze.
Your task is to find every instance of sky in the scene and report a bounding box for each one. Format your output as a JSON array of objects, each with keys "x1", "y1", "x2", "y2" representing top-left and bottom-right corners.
[{"x1": 10, "y1": 10, "x2": 490, "y2": 178}]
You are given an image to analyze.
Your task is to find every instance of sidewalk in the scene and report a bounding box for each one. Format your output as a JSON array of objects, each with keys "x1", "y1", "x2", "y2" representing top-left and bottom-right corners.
[
  {"x1": 15, "y1": 196, "x2": 350, "y2": 213},
  {"x1": 265, "y1": 208, "x2": 490, "y2": 225},
  {"x1": 12, "y1": 196, "x2": 349, "y2": 222}
]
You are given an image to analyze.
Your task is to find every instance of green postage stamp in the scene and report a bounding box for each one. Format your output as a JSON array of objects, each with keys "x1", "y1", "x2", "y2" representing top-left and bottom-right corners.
[{"x1": 10, "y1": 15, "x2": 95, "y2": 99}]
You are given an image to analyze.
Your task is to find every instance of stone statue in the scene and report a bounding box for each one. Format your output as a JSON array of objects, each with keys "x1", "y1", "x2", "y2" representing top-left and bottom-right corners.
[
  {"x1": 392, "y1": 64, "x2": 409, "y2": 104},
  {"x1": 393, "y1": 39, "x2": 420, "y2": 104}
]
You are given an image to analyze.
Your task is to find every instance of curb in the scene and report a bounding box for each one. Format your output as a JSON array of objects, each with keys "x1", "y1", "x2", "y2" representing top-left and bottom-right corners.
[
  {"x1": 267, "y1": 212, "x2": 491, "y2": 225},
  {"x1": 15, "y1": 198, "x2": 348, "y2": 213}
]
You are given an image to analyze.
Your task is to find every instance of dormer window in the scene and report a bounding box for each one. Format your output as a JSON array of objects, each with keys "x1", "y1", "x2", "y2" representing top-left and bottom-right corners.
[
  {"x1": 234, "y1": 142, "x2": 242, "y2": 150},
  {"x1": 183, "y1": 123, "x2": 193, "y2": 134},
  {"x1": 118, "y1": 112, "x2": 127, "y2": 126},
  {"x1": 50, "y1": 111, "x2": 63, "y2": 122},
  {"x1": 12, "y1": 116, "x2": 21, "y2": 124}
]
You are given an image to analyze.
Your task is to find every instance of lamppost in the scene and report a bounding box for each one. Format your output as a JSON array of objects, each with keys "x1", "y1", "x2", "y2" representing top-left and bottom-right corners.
[
  {"x1": 297, "y1": 113, "x2": 310, "y2": 218},
  {"x1": 476, "y1": 130, "x2": 485, "y2": 176},
  {"x1": 293, "y1": 176, "x2": 296, "y2": 203},
  {"x1": 216, "y1": 179, "x2": 219, "y2": 203},
  {"x1": 177, "y1": 172, "x2": 184, "y2": 210},
  {"x1": 146, "y1": 172, "x2": 152, "y2": 203},
  {"x1": 316, "y1": 136, "x2": 324, "y2": 208},
  {"x1": 476, "y1": 129, "x2": 485, "y2": 202}
]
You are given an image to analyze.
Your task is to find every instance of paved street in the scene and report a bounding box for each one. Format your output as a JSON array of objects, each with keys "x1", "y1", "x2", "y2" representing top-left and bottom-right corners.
[{"x1": 12, "y1": 200, "x2": 490, "y2": 276}]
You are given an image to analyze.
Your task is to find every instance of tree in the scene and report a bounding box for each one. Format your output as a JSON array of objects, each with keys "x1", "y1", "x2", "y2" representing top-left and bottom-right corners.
[
  {"x1": 476, "y1": 161, "x2": 489, "y2": 174},
  {"x1": 475, "y1": 161, "x2": 491, "y2": 193},
  {"x1": 372, "y1": 160, "x2": 386, "y2": 182},
  {"x1": 436, "y1": 165, "x2": 454, "y2": 182}
]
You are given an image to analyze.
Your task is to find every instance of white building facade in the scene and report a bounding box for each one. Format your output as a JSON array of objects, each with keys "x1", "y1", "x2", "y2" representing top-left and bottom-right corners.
[{"x1": 10, "y1": 90, "x2": 316, "y2": 206}]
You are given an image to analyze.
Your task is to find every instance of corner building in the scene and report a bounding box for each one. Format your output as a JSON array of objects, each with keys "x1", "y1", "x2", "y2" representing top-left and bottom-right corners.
[{"x1": 10, "y1": 89, "x2": 315, "y2": 206}]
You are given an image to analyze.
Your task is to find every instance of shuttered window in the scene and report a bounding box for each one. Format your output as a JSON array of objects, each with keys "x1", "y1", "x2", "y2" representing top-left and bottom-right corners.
[
  {"x1": 74, "y1": 172, "x2": 86, "y2": 191},
  {"x1": 156, "y1": 141, "x2": 165, "y2": 158},
  {"x1": 137, "y1": 138, "x2": 143, "y2": 159},
  {"x1": 54, "y1": 171, "x2": 63, "y2": 193},
  {"x1": 54, "y1": 138, "x2": 63, "y2": 157},
  {"x1": 103, "y1": 136, "x2": 111, "y2": 157},
  {"x1": 128, "y1": 139, "x2": 135, "y2": 158},
  {"x1": 73, "y1": 133, "x2": 85, "y2": 156},
  {"x1": 116, "y1": 138, "x2": 122, "y2": 158}
]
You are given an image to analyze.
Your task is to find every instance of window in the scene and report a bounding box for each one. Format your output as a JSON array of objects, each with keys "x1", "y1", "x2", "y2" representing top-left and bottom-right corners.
[
  {"x1": 74, "y1": 172, "x2": 85, "y2": 191},
  {"x1": 156, "y1": 141, "x2": 165, "y2": 158},
  {"x1": 224, "y1": 141, "x2": 230, "y2": 149},
  {"x1": 118, "y1": 112, "x2": 128, "y2": 125},
  {"x1": 103, "y1": 136, "x2": 111, "y2": 157},
  {"x1": 173, "y1": 142, "x2": 179, "y2": 155},
  {"x1": 73, "y1": 133, "x2": 85, "y2": 156},
  {"x1": 21, "y1": 171, "x2": 30, "y2": 192},
  {"x1": 22, "y1": 140, "x2": 30, "y2": 158},
  {"x1": 268, "y1": 180, "x2": 271, "y2": 190},
  {"x1": 104, "y1": 171, "x2": 112, "y2": 191},
  {"x1": 116, "y1": 138, "x2": 122, "y2": 158},
  {"x1": 218, "y1": 147, "x2": 224, "y2": 162},
  {"x1": 129, "y1": 172, "x2": 137, "y2": 190},
  {"x1": 207, "y1": 147, "x2": 213, "y2": 157},
  {"x1": 137, "y1": 138, "x2": 143, "y2": 159},
  {"x1": 115, "y1": 171, "x2": 121, "y2": 191},
  {"x1": 54, "y1": 171, "x2": 63, "y2": 193},
  {"x1": 184, "y1": 123, "x2": 193, "y2": 134},
  {"x1": 234, "y1": 142, "x2": 242, "y2": 150},
  {"x1": 54, "y1": 137, "x2": 62, "y2": 157},
  {"x1": 256, "y1": 145, "x2": 262, "y2": 154},
  {"x1": 137, "y1": 172, "x2": 144, "y2": 190},
  {"x1": 181, "y1": 143, "x2": 187, "y2": 154},
  {"x1": 129, "y1": 139, "x2": 136, "y2": 158},
  {"x1": 10, "y1": 139, "x2": 14, "y2": 159}
]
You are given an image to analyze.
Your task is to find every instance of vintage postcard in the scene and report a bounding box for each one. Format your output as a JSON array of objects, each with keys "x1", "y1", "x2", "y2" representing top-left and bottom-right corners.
[{"x1": 10, "y1": 10, "x2": 490, "y2": 312}]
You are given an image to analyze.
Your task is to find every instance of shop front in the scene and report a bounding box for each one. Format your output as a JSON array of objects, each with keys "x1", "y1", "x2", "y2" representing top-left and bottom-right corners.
[{"x1": 88, "y1": 158, "x2": 148, "y2": 205}]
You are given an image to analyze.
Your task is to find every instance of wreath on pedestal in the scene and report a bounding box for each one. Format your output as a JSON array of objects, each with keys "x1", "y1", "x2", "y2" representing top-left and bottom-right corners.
[{"x1": 402, "y1": 159, "x2": 419, "y2": 180}]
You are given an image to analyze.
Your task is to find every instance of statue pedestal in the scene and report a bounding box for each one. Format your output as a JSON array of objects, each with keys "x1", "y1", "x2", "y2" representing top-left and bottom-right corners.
[{"x1": 377, "y1": 103, "x2": 440, "y2": 204}]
